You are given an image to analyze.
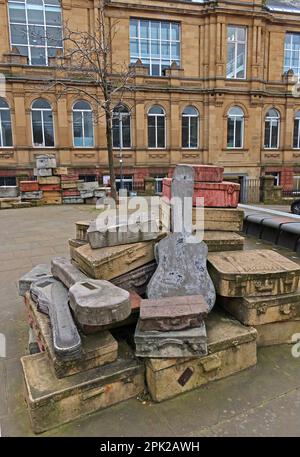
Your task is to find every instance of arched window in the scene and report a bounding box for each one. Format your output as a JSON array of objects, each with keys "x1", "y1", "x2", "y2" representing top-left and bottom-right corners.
[
  {"x1": 8, "y1": 0, "x2": 63, "y2": 66},
  {"x1": 264, "y1": 109, "x2": 280, "y2": 149},
  {"x1": 182, "y1": 106, "x2": 199, "y2": 148},
  {"x1": 112, "y1": 104, "x2": 131, "y2": 149},
  {"x1": 0, "y1": 100, "x2": 13, "y2": 148},
  {"x1": 31, "y1": 99, "x2": 54, "y2": 147},
  {"x1": 227, "y1": 106, "x2": 244, "y2": 149},
  {"x1": 293, "y1": 110, "x2": 300, "y2": 149},
  {"x1": 148, "y1": 105, "x2": 166, "y2": 149},
  {"x1": 73, "y1": 101, "x2": 94, "y2": 148}
]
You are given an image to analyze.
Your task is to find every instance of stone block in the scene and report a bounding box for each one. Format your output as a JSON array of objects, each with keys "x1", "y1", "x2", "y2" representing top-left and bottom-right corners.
[
  {"x1": 161, "y1": 199, "x2": 244, "y2": 232},
  {"x1": 36, "y1": 155, "x2": 57, "y2": 169},
  {"x1": 208, "y1": 250, "x2": 300, "y2": 297},
  {"x1": 21, "y1": 343, "x2": 145, "y2": 433},
  {"x1": 12, "y1": 201, "x2": 31, "y2": 209},
  {"x1": 255, "y1": 319, "x2": 300, "y2": 347},
  {"x1": 62, "y1": 190, "x2": 80, "y2": 197},
  {"x1": 25, "y1": 292, "x2": 118, "y2": 378},
  {"x1": 21, "y1": 191, "x2": 43, "y2": 200},
  {"x1": 19, "y1": 181, "x2": 39, "y2": 192},
  {"x1": 37, "y1": 168, "x2": 53, "y2": 177},
  {"x1": 30, "y1": 278, "x2": 82, "y2": 361},
  {"x1": 179, "y1": 163, "x2": 224, "y2": 182},
  {"x1": 63, "y1": 197, "x2": 84, "y2": 204},
  {"x1": 87, "y1": 218, "x2": 160, "y2": 249},
  {"x1": 61, "y1": 182, "x2": 78, "y2": 189},
  {"x1": 18, "y1": 264, "x2": 52, "y2": 297},
  {"x1": 75, "y1": 221, "x2": 91, "y2": 241},
  {"x1": 51, "y1": 256, "x2": 88, "y2": 289},
  {"x1": 39, "y1": 184, "x2": 61, "y2": 192},
  {"x1": 139, "y1": 295, "x2": 209, "y2": 332},
  {"x1": 146, "y1": 309, "x2": 257, "y2": 402},
  {"x1": 69, "y1": 280, "x2": 131, "y2": 327},
  {"x1": 38, "y1": 176, "x2": 60, "y2": 185},
  {"x1": 218, "y1": 290, "x2": 300, "y2": 326},
  {"x1": 204, "y1": 231, "x2": 244, "y2": 252},
  {"x1": 42, "y1": 191, "x2": 62, "y2": 205},
  {"x1": 73, "y1": 240, "x2": 156, "y2": 280},
  {"x1": 69, "y1": 239, "x2": 86, "y2": 261},
  {"x1": 111, "y1": 261, "x2": 157, "y2": 295},
  {"x1": 0, "y1": 186, "x2": 18, "y2": 198},
  {"x1": 54, "y1": 167, "x2": 68, "y2": 175},
  {"x1": 135, "y1": 320, "x2": 208, "y2": 358},
  {"x1": 147, "y1": 233, "x2": 216, "y2": 312},
  {"x1": 80, "y1": 190, "x2": 94, "y2": 199},
  {"x1": 77, "y1": 181, "x2": 99, "y2": 191},
  {"x1": 163, "y1": 179, "x2": 240, "y2": 208}
]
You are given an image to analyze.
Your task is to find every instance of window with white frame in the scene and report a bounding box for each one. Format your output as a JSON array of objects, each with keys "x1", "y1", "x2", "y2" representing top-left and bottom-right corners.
[
  {"x1": 112, "y1": 104, "x2": 131, "y2": 149},
  {"x1": 73, "y1": 101, "x2": 94, "y2": 148},
  {"x1": 293, "y1": 110, "x2": 300, "y2": 149},
  {"x1": 264, "y1": 109, "x2": 280, "y2": 149},
  {"x1": 227, "y1": 106, "x2": 244, "y2": 149},
  {"x1": 182, "y1": 106, "x2": 199, "y2": 148},
  {"x1": 31, "y1": 99, "x2": 54, "y2": 147},
  {"x1": 130, "y1": 19, "x2": 180, "y2": 76},
  {"x1": 8, "y1": 0, "x2": 63, "y2": 66},
  {"x1": 284, "y1": 33, "x2": 300, "y2": 80},
  {"x1": 0, "y1": 100, "x2": 13, "y2": 147},
  {"x1": 148, "y1": 105, "x2": 166, "y2": 149},
  {"x1": 226, "y1": 26, "x2": 247, "y2": 79}
]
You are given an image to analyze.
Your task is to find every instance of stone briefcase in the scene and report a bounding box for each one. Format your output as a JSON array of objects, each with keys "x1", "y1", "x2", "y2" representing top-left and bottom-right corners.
[
  {"x1": 145, "y1": 310, "x2": 257, "y2": 402},
  {"x1": 21, "y1": 342, "x2": 145, "y2": 434},
  {"x1": 208, "y1": 250, "x2": 300, "y2": 297},
  {"x1": 73, "y1": 241, "x2": 156, "y2": 280}
]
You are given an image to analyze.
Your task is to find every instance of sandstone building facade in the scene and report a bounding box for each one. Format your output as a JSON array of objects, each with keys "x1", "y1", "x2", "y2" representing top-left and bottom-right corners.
[{"x1": 1, "y1": 0, "x2": 300, "y2": 195}]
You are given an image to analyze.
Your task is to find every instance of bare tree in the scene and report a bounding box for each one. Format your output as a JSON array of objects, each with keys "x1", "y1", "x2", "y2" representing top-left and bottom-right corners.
[{"x1": 49, "y1": 0, "x2": 133, "y2": 201}]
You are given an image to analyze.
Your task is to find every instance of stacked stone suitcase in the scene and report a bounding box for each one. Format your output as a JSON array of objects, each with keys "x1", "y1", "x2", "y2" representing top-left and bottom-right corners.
[
  {"x1": 208, "y1": 249, "x2": 300, "y2": 346},
  {"x1": 35, "y1": 154, "x2": 63, "y2": 205},
  {"x1": 161, "y1": 164, "x2": 245, "y2": 251}
]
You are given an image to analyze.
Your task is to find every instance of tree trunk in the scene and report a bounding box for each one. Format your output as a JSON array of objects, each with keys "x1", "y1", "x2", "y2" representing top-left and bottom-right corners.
[{"x1": 105, "y1": 109, "x2": 118, "y2": 202}]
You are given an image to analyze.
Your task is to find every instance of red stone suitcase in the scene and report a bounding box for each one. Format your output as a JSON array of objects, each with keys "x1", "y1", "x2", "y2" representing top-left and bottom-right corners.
[
  {"x1": 179, "y1": 164, "x2": 224, "y2": 182},
  {"x1": 19, "y1": 181, "x2": 39, "y2": 192}
]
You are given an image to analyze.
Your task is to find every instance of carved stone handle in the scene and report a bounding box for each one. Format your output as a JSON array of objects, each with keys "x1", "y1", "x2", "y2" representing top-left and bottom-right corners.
[
  {"x1": 156, "y1": 339, "x2": 184, "y2": 349},
  {"x1": 81, "y1": 386, "x2": 105, "y2": 401},
  {"x1": 200, "y1": 354, "x2": 221, "y2": 373},
  {"x1": 125, "y1": 250, "x2": 146, "y2": 265}
]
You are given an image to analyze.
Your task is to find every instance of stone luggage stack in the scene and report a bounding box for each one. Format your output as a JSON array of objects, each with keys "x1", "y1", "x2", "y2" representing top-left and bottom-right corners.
[
  {"x1": 208, "y1": 249, "x2": 300, "y2": 346},
  {"x1": 19, "y1": 257, "x2": 145, "y2": 433},
  {"x1": 161, "y1": 164, "x2": 245, "y2": 252},
  {"x1": 36, "y1": 154, "x2": 62, "y2": 205}
]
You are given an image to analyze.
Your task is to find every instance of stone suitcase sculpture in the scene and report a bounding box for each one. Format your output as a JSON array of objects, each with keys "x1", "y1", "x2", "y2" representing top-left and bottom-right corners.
[
  {"x1": 218, "y1": 291, "x2": 300, "y2": 326},
  {"x1": 178, "y1": 163, "x2": 224, "y2": 182},
  {"x1": 204, "y1": 231, "x2": 244, "y2": 252},
  {"x1": 208, "y1": 250, "x2": 300, "y2": 297},
  {"x1": 51, "y1": 256, "x2": 88, "y2": 289},
  {"x1": 69, "y1": 280, "x2": 131, "y2": 327},
  {"x1": 18, "y1": 264, "x2": 52, "y2": 297},
  {"x1": 87, "y1": 217, "x2": 159, "y2": 249},
  {"x1": 139, "y1": 295, "x2": 209, "y2": 332},
  {"x1": 30, "y1": 278, "x2": 82, "y2": 361},
  {"x1": 25, "y1": 292, "x2": 118, "y2": 378},
  {"x1": 135, "y1": 320, "x2": 208, "y2": 358},
  {"x1": 147, "y1": 233, "x2": 216, "y2": 312},
  {"x1": 111, "y1": 261, "x2": 157, "y2": 295},
  {"x1": 145, "y1": 309, "x2": 257, "y2": 402},
  {"x1": 21, "y1": 343, "x2": 145, "y2": 433},
  {"x1": 73, "y1": 240, "x2": 156, "y2": 280}
]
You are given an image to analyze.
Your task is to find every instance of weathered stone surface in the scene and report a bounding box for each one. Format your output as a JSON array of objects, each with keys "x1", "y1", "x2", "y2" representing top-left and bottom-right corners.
[
  {"x1": 208, "y1": 250, "x2": 300, "y2": 297},
  {"x1": 80, "y1": 190, "x2": 94, "y2": 199},
  {"x1": 73, "y1": 240, "x2": 156, "y2": 280},
  {"x1": 30, "y1": 278, "x2": 82, "y2": 361},
  {"x1": 218, "y1": 291, "x2": 300, "y2": 326},
  {"x1": 51, "y1": 256, "x2": 88, "y2": 289},
  {"x1": 147, "y1": 233, "x2": 216, "y2": 311},
  {"x1": 37, "y1": 176, "x2": 60, "y2": 185},
  {"x1": 256, "y1": 319, "x2": 300, "y2": 347},
  {"x1": 111, "y1": 261, "x2": 157, "y2": 295},
  {"x1": 69, "y1": 279, "x2": 131, "y2": 327},
  {"x1": 77, "y1": 181, "x2": 99, "y2": 191},
  {"x1": 18, "y1": 264, "x2": 52, "y2": 297},
  {"x1": 63, "y1": 197, "x2": 84, "y2": 204},
  {"x1": 21, "y1": 342, "x2": 145, "y2": 433},
  {"x1": 75, "y1": 221, "x2": 90, "y2": 241},
  {"x1": 161, "y1": 199, "x2": 244, "y2": 232},
  {"x1": 36, "y1": 154, "x2": 57, "y2": 169},
  {"x1": 37, "y1": 168, "x2": 53, "y2": 177},
  {"x1": 87, "y1": 217, "x2": 160, "y2": 249},
  {"x1": 19, "y1": 181, "x2": 39, "y2": 192},
  {"x1": 69, "y1": 239, "x2": 87, "y2": 261},
  {"x1": 171, "y1": 164, "x2": 195, "y2": 233},
  {"x1": 135, "y1": 320, "x2": 208, "y2": 358},
  {"x1": 139, "y1": 295, "x2": 209, "y2": 332},
  {"x1": 179, "y1": 163, "x2": 224, "y2": 182},
  {"x1": 21, "y1": 191, "x2": 43, "y2": 200},
  {"x1": 0, "y1": 186, "x2": 18, "y2": 198},
  {"x1": 25, "y1": 292, "x2": 118, "y2": 378},
  {"x1": 145, "y1": 309, "x2": 257, "y2": 402},
  {"x1": 204, "y1": 231, "x2": 244, "y2": 252}
]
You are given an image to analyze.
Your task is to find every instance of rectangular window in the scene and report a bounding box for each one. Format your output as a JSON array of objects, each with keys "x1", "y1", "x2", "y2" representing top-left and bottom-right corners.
[
  {"x1": 130, "y1": 18, "x2": 180, "y2": 76},
  {"x1": 0, "y1": 176, "x2": 16, "y2": 186},
  {"x1": 226, "y1": 26, "x2": 247, "y2": 79},
  {"x1": 284, "y1": 33, "x2": 300, "y2": 80}
]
